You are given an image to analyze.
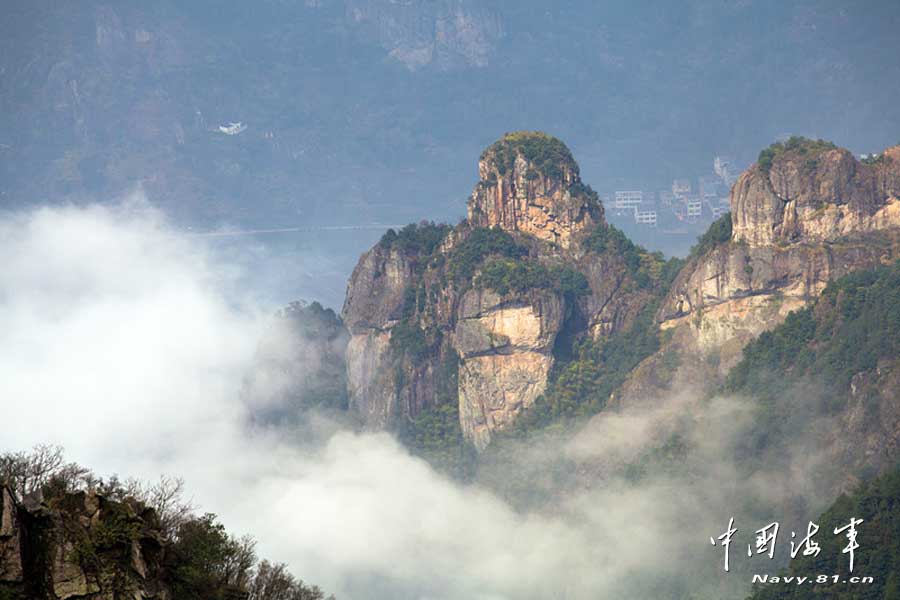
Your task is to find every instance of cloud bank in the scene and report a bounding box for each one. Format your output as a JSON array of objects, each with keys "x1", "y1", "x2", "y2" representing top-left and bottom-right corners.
[{"x1": 0, "y1": 199, "x2": 839, "y2": 599}]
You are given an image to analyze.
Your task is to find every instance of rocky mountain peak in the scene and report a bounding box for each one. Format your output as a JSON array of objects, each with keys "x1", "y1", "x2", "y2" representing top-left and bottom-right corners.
[
  {"x1": 732, "y1": 137, "x2": 900, "y2": 247},
  {"x1": 645, "y1": 139, "x2": 900, "y2": 402},
  {"x1": 467, "y1": 131, "x2": 604, "y2": 249}
]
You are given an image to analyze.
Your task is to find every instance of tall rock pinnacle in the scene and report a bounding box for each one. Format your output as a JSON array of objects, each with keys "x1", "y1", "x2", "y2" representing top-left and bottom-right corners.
[{"x1": 467, "y1": 131, "x2": 603, "y2": 249}]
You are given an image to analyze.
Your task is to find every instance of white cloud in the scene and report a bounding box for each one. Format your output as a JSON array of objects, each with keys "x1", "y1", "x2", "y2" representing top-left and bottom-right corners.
[{"x1": 0, "y1": 198, "x2": 841, "y2": 599}]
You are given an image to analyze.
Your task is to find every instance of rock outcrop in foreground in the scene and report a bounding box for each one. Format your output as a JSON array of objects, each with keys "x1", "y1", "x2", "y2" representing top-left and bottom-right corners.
[
  {"x1": 342, "y1": 132, "x2": 659, "y2": 449},
  {"x1": 0, "y1": 485, "x2": 170, "y2": 599}
]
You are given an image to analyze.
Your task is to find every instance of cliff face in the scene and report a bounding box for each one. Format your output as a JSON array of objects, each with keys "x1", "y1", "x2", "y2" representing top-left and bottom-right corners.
[
  {"x1": 454, "y1": 288, "x2": 565, "y2": 448},
  {"x1": 732, "y1": 145, "x2": 900, "y2": 246},
  {"x1": 468, "y1": 132, "x2": 603, "y2": 249},
  {"x1": 661, "y1": 142, "x2": 900, "y2": 367},
  {"x1": 342, "y1": 132, "x2": 652, "y2": 449},
  {"x1": 344, "y1": 0, "x2": 504, "y2": 71},
  {"x1": 616, "y1": 141, "x2": 900, "y2": 405},
  {"x1": 342, "y1": 241, "x2": 421, "y2": 429},
  {"x1": 0, "y1": 486, "x2": 170, "y2": 600}
]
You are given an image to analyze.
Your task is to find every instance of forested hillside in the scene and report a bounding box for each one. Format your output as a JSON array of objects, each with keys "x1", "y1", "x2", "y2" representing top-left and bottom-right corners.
[{"x1": 747, "y1": 467, "x2": 900, "y2": 600}]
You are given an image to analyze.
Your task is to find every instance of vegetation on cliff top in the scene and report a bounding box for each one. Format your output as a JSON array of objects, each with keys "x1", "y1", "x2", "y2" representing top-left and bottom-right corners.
[
  {"x1": 476, "y1": 259, "x2": 590, "y2": 298},
  {"x1": 757, "y1": 136, "x2": 838, "y2": 173},
  {"x1": 481, "y1": 131, "x2": 579, "y2": 180},
  {"x1": 746, "y1": 466, "x2": 900, "y2": 600},
  {"x1": 728, "y1": 259, "x2": 900, "y2": 396},
  {"x1": 378, "y1": 221, "x2": 451, "y2": 257},
  {"x1": 389, "y1": 320, "x2": 442, "y2": 365},
  {"x1": 583, "y1": 223, "x2": 685, "y2": 290},
  {"x1": 245, "y1": 301, "x2": 350, "y2": 424},
  {"x1": 688, "y1": 211, "x2": 732, "y2": 260},
  {"x1": 0, "y1": 445, "x2": 334, "y2": 600},
  {"x1": 446, "y1": 227, "x2": 528, "y2": 284}
]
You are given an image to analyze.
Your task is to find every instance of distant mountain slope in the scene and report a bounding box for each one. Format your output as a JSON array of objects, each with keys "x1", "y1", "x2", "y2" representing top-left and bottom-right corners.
[
  {"x1": 3, "y1": 1, "x2": 900, "y2": 233},
  {"x1": 746, "y1": 466, "x2": 900, "y2": 600},
  {"x1": 726, "y1": 259, "x2": 900, "y2": 484}
]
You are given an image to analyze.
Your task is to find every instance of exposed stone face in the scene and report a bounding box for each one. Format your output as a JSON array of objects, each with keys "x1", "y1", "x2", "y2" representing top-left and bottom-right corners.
[
  {"x1": 342, "y1": 243, "x2": 415, "y2": 334},
  {"x1": 345, "y1": 330, "x2": 395, "y2": 428},
  {"x1": 574, "y1": 251, "x2": 653, "y2": 339},
  {"x1": 454, "y1": 288, "x2": 565, "y2": 449},
  {"x1": 0, "y1": 487, "x2": 170, "y2": 600},
  {"x1": 341, "y1": 132, "x2": 649, "y2": 448},
  {"x1": 341, "y1": 241, "x2": 418, "y2": 428},
  {"x1": 344, "y1": 0, "x2": 503, "y2": 71},
  {"x1": 732, "y1": 145, "x2": 900, "y2": 247},
  {"x1": 616, "y1": 144, "x2": 900, "y2": 407},
  {"x1": 0, "y1": 487, "x2": 23, "y2": 584},
  {"x1": 660, "y1": 145, "x2": 900, "y2": 371},
  {"x1": 468, "y1": 132, "x2": 604, "y2": 249},
  {"x1": 658, "y1": 236, "x2": 900, "y2": 370}
]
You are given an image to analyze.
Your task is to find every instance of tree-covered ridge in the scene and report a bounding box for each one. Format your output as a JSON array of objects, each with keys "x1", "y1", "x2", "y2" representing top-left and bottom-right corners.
[
  {"x1": 480, "y1": 131, "x2": 579, "y2": 180},
  {"x1": 378, "y1": 221, "x2": 451, "y2": 257},
  {"x1": 757, "y1": 136, "x2": 838, "y2": 173},
  {"x1": 0, "y1": 445, "x2": 334, "y2": 600},
  {"x1": 583, "y1": 223, "x2": 685, "y2": 290},
  {"x1": 746, "y1": 466, "x2": 900, "y2": 600},
  {"x1": 688, "y1": 211, "x2": 733, "y2": 260},
  {"x1": 723, "y1": 260, "x2": 900, "y2": 462},
  {"x1": 476, "y1": 259, "x2": 590, "y2": 298},
  {"x1": 277, "y1": 300, "x2": 345, "y2": 344},
  {"x1": 446, "y1": 226, "x2": 529, "y2": 284},
  {"x1": 246, "y1": 300, "x2": 350, "y2": 423},
  {"x1": 727, "y1": 260, "x2": 900, "y2": 396}
]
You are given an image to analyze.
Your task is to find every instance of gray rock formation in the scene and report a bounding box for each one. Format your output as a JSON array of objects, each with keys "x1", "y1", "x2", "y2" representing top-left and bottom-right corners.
[
  {"x1": 616, "y1": 141, "x2": 900, "y2": 405},
  {"x1": 0, "y1": 486, "x2": 170, "y2": 600},
  {"x1": 454, "y1": 288, "x2": 565, "y2": 449},
  {"x1": 342, "y1": 132, "x2": 656, "y2": 448},
  {"x1": 468, "y1": 132, "x2": 603, "y2": 249}
]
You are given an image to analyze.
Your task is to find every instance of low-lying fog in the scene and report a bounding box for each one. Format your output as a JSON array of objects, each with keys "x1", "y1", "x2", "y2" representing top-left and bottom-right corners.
[{"x1": 0, "y1": 197, "x2": 839, "y2": 599}]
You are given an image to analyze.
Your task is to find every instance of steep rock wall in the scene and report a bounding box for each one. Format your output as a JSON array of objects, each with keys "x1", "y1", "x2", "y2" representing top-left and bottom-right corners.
[
  {"x1": 454, "y1": 288, "x2": 565, "y2": 449},
  {"x1": 468, "y1": 132, "x2": 603, "y2": 249},
  {"x1": 616, "y1": 142, "x2": 900, "y2": 406},
  {"x1": 732, "y1": 145, "x2": 900, "y2": 246},
  {"x1": 342, "y1": 132, "x2": 650, "y2": 448},
  {"x1": 0, "y1": 487, "x2": 170, "y2": 600}
]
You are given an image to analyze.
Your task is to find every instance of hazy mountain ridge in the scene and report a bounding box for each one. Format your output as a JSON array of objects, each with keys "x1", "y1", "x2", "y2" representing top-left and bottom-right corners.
[{"x1": 3, "y1": 1, "x2": 900, "y2": 234}]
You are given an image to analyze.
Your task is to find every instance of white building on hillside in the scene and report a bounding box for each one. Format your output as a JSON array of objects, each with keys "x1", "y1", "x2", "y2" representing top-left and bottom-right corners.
[{"x1": 614, "y1": 190, "x2": 644, "y2": 215}]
